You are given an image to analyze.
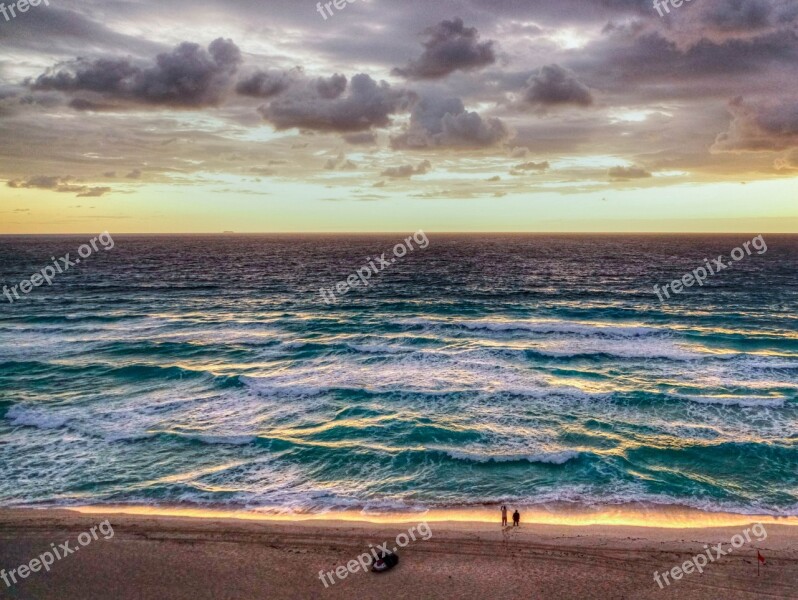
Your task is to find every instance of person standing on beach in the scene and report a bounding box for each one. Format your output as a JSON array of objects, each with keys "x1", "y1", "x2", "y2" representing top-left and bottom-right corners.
[
  {"x1": 501, "y1": 505, "x2": 508, "y2": 526},
  {"x1": 512, "y1": 509, "x2": 520, "y2": 527}
]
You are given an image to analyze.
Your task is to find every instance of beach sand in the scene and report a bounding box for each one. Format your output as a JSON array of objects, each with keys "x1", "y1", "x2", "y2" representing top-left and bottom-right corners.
[{"x1": 0, "y1": 508, "x2": 796, "y2": 599}]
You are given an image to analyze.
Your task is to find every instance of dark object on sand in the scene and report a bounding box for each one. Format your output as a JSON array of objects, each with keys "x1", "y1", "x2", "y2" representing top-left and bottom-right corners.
[{"x1": 372, "y1": 552, "x2": 399, "y2": 573}]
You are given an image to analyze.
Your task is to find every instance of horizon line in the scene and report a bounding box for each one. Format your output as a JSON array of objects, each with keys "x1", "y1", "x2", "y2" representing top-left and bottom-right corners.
[{"x1": 1, "y1": 231, "x2": 797, "y2": 236}]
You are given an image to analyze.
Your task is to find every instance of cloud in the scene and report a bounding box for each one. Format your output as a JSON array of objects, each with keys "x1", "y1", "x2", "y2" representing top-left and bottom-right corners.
[
  {"x1": 8, "y1": 175, "x2": 72, "y2": 190},
  {"x1": 126, "y1": 169, "x2": 142, "y2": 179},
  {"x1": 7, "y1": 175, "x2": 113, "y2": 196},
  {"x1": 700, "y1": 0, "x2": 775, "y2": 31},
  {"x1": 236, "y1": 68, "x2": 299, "y2": 98},
  {"x1": 251, "y1": 167, "x2": 275, "y2": 176},
  {"x1": 315, "y1": 74, "x2": 348, "y2": 99},
  {"x1": 713, "y1": 96, "x2": 798, "y2": 152},
  {"x1": 774, "y1": 148, "x2": 798, "y2": 170},
  {"x1": 380, "y1": 160, "x2": 432, "y2": 178},
  {"x1": 393, "y1": 18, "x2": 496, "y2": 80},
  {"x1": 608, "y1": 166, "x2": 652, "y2": 179},
  {"x1": 29, "y1": 38, "x2": 242, "y2": 109},
  {"x1": 4, "y1": 0, "x2": 798, "y2": 209},
  {"x1": 391, "y1": 94, "x2": 509, "y2": 149},
  {"x1": 77, "y1": 187, "x2": 112, "y2": 197},
  {"x1": 343, "y1": 131, "x2": 378, "y2": 145},
  {"x1": 579, "y1": 29, "x2": 798, "y2": 86},
  {"x1": 324, "y1": 155, "x2": 342, "y2": 170},
  {"x1": 238, "y1": 69, "x2": 345, "y2": 101},
  {"x1": 324, "y1": 152, "x2": 356, "y2": 170},
  {"x1": 523, "y1": 65, "x2": 593, "y2": 107},
  {"x1": 511, "y1": 161, "x2": 550, "y2": 173},
  {"x1": 259, "y1": 73, "x2": 412, "y2": 132}
]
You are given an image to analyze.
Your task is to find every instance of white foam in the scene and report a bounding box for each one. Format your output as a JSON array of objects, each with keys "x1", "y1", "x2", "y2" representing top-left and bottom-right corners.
[
  {"x1": 347, "y1": 343, "x2": 409, "y2": 354},
  {"x1": 674, "y1": 394, "x2": 787, "y2": 408},
  {"x1": 240, "y1": 352, "x2": 553, "y2": 396},
  {"x1": 443, "y1": 449, "x2": 580, "y2": 465},
  {"x1": 396, "y1": 317, "x2": 663, "y2": 338},
  {"x1": 6, "y1": 405, "x2": 69, "y2": 430},
  {"x1": 530, "y1": 338, "x2": 703, "y2": 360}
]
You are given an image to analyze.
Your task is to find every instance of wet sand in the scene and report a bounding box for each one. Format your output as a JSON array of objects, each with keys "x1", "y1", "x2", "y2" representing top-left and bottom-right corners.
[{"x1": 0, "y1": 509, "x2": 796, "y2": 599}]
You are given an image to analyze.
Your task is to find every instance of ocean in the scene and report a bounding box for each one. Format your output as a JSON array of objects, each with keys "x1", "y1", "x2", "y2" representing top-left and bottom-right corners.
[{"x1": 0, "y1": 234, "x2": 796, "y2": 516}]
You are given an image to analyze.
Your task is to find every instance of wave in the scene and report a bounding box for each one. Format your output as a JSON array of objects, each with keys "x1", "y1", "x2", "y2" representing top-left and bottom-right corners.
[
  {"x1": 5, "y1": 405, "x2": 69, "y2": 430},
  {"x1": 441, "y1": 449, "x2": 581, "y2": 465},
  {"x1": 161, "y1": 433, "x2": 258, "y2": 446},
  {"x1": 672, "y1": 393, "x2": 788, "y2": 408},
  {"x1": 396, "y1": 317, "x2": 664, "y2": 338},
  {"x1": 12, "y1": 487, "x2": 798, "y2": 518},
  {"x1": 345, "y1": 343, "x2": 410, "y2": 354}
]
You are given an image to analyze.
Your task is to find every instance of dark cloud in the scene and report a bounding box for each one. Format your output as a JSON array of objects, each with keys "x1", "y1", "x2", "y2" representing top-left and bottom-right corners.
[
  {"x1": 713, "y1": 96, "x2": 798, "y2": 152},
  {"x1": 315, "y1": 74, "x2": 348, "y2": 99},
  {"x1": 67, "y1": 98, "x2": 117, "y2": 111},
  {"x1": 3, "y1": 0, "x2": 798, "y2": 202},
  {"x1": 393, "y1": 18, "x2": 496, "y2": 80},
  {"x1": 577, "y1": 28, "x2": 798, "y2": 87},
  {"x1": 29, "y1": 38, "x2": 242, "y2": 109},
  {"x1": 236, "y1": 68, "x2": 299, "y2": 98},
  {"x1": 381, "y1": 160, "x2": 432, "y2": 178},
  {"x1": 258, "y1": 73, "x2": 412, "y2": 132},
  {"x1": 700, "y1": 0, "x2": 774, "y2": 31},
  {"x1": 342, "y1": 131, "x2": 378, "y2": 145},
  {"x1": 0, "y1": 5, "x2": 165, "y2": 56},
  {"x1": 7, "y1": 175, "x2": 112, "y2": 196},
  {"x1": 523, "y1": 65, "x2": 593, "y2": 107},
  {"x1": 126, "y1": 169, "x2": 142, "y2": 179},
  {"x1": 391, "y1": 94, "x2": 509, "y2": 149},
  {"x1": 608, "y1": 166, "x2": 652, "y2": 179},
  {"x1": 599, "y1": 0, "x2": 651, "y2": 10}
]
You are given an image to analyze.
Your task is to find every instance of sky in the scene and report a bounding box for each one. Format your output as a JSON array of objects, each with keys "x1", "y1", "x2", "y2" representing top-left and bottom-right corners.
[{"x1": 0, "y1": 0, "x2": 796, "y2": 233}]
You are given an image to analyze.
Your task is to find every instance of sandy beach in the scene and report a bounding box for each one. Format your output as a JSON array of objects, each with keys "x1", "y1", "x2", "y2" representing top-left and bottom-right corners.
[{"x1": 0, "y1": 508, "x2": 795, "y2": 599}]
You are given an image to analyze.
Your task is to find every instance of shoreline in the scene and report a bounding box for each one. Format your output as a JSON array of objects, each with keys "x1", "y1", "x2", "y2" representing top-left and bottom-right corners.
[
  {"x1": 1, "y1": 507, "x2": 796, "y2": 599},
  {"x1": 66, "y1": 503, "x2": 798, "y2": 528}
]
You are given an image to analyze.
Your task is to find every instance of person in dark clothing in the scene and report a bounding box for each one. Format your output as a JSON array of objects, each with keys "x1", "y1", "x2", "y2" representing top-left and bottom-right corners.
[
  {"x1": 501, "y1": 505, "x2": 508, "y2": 526},
  {"x1": 512, "y1": 509, "x2": 520, "y2": 527}
]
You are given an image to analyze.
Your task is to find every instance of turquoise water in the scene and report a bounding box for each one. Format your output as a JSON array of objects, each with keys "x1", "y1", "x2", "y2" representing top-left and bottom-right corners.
[{"x1": 0, "y1": 235, "x2": 796, "y2": 515}]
